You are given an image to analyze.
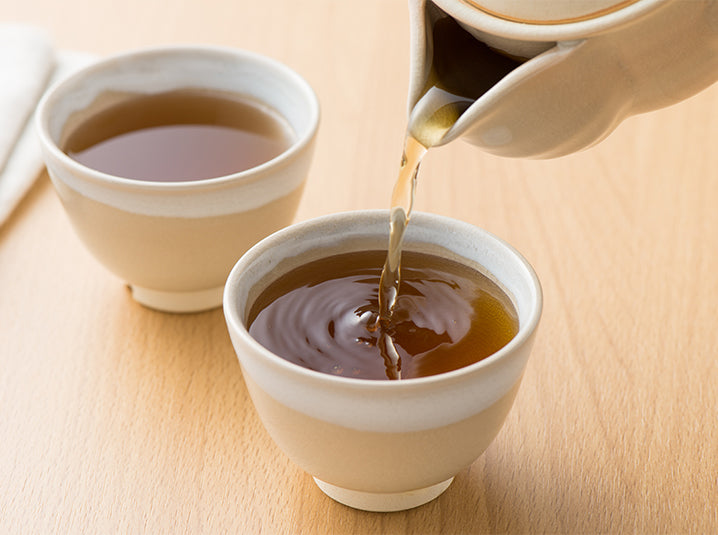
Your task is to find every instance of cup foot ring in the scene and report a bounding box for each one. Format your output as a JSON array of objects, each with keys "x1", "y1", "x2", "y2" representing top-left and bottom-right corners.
[
  {"x1": 129, "y1": 285, "x2": 224, "y2": 313},
  {"x1": 313, "y1": 477, "x2": 454, "y2": 512}
]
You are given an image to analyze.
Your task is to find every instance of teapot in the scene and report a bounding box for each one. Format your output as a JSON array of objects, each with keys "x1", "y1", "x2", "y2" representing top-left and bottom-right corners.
[{"x1": 408, "y1": 0, "x2": 718, "y2": 158}]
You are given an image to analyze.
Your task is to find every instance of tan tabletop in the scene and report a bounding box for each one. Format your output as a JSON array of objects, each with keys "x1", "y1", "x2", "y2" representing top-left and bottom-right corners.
[{"x1": 2, "y1": 0, "x2": 717, "y2": 533}]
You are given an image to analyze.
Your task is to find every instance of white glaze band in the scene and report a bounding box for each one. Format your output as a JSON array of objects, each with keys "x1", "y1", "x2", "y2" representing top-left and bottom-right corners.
[{"x1": 36, "y1": 45, "x2": 320, "y2": 218}]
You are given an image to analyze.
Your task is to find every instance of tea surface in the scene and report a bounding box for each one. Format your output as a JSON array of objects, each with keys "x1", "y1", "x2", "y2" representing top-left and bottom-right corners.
[
  {"x1": 248, "y1": 250, "x2": 518, "y2": 380},
  {"x1": 64, "y1": 89, "x2": 293, "y2": 182}
]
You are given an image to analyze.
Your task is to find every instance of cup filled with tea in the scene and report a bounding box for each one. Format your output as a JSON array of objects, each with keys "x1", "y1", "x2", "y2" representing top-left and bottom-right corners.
[
  {"x1": 36, "y1": 45, "x2": 319, "y2": 312},
  {"x1": 223, "y1": 210, "x2": 542, "y2": 511}
]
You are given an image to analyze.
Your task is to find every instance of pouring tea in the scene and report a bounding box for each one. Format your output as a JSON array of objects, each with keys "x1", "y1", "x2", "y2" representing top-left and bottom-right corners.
[{"x1": 372, "y1": 0, "x2": 718, "y2": 377}]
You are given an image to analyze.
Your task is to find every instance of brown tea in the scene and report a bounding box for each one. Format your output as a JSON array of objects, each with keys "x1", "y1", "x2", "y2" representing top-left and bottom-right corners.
[
  {"x1": 63, "y1": 89, "x2": 294, "y2": 182},
  {"x1": 247, "y1": 250, "x2": 518, "y2": 380}
]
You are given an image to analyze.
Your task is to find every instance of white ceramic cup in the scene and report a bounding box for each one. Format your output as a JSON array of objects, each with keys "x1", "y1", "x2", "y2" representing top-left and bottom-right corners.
[
  {"x1": 223, "y1": 210, "x2": 542, "y2": 512},
  {"x1": 36, "y1": 45, "x2": 319, "y2": 312}
]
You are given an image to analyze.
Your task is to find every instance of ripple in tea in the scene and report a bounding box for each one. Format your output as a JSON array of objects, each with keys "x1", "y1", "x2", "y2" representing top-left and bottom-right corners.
[
  {"x1": 247, "y1": 250, "x2": 518, "y2": 380},
  {"x1": 63, "y1": 89, "x2": 293, "y2": 182}
]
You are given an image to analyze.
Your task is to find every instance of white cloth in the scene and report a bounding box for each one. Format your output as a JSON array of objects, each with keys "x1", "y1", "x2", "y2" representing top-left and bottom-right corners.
[{"x1": 0, "y1": 24, "x2": 95, "y2": 226}]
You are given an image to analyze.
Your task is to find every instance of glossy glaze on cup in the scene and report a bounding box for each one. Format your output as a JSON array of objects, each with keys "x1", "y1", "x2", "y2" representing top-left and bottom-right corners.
[
  {"x1": 223, "y1": 211, "x2": 542, "y2": 511},
  {"x1": 36, "y1": 46, "x2": 319, "y2": 312}
]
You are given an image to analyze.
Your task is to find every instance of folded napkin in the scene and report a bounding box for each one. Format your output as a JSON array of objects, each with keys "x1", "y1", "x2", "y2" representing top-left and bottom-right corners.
[{"x1": 0, "y1": 24, "x2": 94, "y2": 226}]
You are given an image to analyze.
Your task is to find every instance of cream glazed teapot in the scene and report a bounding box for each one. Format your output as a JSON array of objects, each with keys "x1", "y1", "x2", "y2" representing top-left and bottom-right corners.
[{"x1": 408, "y1": 0, "x2": 718, "y2": 158}]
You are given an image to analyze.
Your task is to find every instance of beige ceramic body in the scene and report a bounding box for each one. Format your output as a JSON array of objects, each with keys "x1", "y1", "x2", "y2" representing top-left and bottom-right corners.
[
  {"x1": 409, "y1": 0, "x2": 718, "y2": 158},
  {"x1": 36, "y1": 46, "x2": 319, "y2": 312},
  {"x1": 223, "y1": 211, "x2": 542, "y2": 511}
]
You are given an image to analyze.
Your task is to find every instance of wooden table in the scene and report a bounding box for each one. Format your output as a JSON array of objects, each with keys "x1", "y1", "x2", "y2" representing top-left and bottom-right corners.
[{"x1": 2, "y1": 1, "x2": 716, "y2": 532}]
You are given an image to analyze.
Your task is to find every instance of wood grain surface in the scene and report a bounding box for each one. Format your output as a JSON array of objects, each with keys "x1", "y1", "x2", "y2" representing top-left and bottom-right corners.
[{"x1": 1, "y1": 0, "x2": 717, "y2": 533}]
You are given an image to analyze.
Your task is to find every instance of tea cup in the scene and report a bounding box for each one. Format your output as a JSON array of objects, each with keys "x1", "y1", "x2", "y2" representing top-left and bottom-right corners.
[
  {"x1": 223, "y1": 210, "x2": 542, "y2": 511},
  {"x1": 36, "y1": 45, "x2": 319, "y2": 312}
]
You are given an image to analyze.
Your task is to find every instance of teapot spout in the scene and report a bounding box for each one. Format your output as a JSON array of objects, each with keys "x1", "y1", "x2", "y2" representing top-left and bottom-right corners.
[
  {"x1": 407, "y1": 0, "x2": 558, "y2": 151},
  {"x1": 408, "y1": 0, "x2": 718, "y2": 159},
  {"x1": 407, "y1": 0, "x2": 551, "y2": 119}
]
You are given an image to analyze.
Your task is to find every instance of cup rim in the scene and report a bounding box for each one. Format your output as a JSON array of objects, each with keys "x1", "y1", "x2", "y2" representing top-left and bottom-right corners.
[
  {"x1": 35, "y1": 44, "x2": 320, "y2": 192},
  {"x1": 223, "y1": 210, "x2": 542, "y2": 390}
]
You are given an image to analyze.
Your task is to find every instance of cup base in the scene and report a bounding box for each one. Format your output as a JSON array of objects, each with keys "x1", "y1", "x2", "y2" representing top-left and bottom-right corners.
[
  {"x1": 130, "y1": 284, "x2": 224, "y2": 313},
  {"x1": 313, "y1": 476, "x2": 454, "y2": 512}
]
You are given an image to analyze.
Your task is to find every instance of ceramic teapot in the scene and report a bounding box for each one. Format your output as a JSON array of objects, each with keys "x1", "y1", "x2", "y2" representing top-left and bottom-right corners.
[{"x1": 408, "y1": 0, "x2": 718, "y2": 158}]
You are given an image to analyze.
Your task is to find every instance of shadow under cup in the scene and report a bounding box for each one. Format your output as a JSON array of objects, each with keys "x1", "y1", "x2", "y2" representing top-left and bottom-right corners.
[
  {"x1": 36, "y1": 46, "x2": 319, "y2": 312},
  {"x1": 223, "y1": 210, "x2": 542, "y2": 512}
]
